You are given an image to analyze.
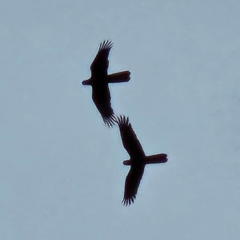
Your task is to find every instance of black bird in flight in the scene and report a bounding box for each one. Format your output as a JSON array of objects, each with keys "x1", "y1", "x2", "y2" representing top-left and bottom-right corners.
[
  {"x1": 82, "y1": 40, "x2": 130, "y2": 127},
  {"x1": 116, "y1": 115, "x2": 168, "y2": 206}
]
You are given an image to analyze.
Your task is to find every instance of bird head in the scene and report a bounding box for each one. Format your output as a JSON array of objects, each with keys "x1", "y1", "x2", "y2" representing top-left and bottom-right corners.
[
  {"x1": 123, "y1": 160, "x2": 131, "y2": 166},
  {"x1": 82, "y1": 78, "x2": 92, "y2": 85}
]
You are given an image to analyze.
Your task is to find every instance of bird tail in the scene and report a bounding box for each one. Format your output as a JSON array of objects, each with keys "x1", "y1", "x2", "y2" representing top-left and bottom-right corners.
[
  {"x1": 144, "y1": 154, "x2": 168, "y2": 164},
  {"x1": 107, "y1": 71, "x2": 130, "y2": 83}
]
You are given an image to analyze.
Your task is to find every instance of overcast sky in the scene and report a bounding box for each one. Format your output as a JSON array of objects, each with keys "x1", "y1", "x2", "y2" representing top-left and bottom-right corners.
[{"x1": 1, "y1": 1, "x2": 240, "y2": 239}]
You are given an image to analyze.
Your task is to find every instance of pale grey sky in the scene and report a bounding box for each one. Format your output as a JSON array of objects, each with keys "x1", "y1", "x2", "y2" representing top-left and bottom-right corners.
[{"x1": 1, "y1": 1, "x2": 240, "y2": 239}]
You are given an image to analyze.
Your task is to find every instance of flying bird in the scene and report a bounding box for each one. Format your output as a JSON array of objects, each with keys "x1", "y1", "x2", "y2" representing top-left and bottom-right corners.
[
  {"x1": 116, "y1": 115, "x2": 168, "y2": 206},
  {"x1": 82, "y1": 40, "x2": 130, "y2": 127}
]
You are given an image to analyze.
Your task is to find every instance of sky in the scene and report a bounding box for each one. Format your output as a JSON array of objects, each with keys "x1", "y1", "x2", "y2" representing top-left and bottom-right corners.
[{"x1": 1, "y1": 0, "x2": 240, "y2": 239}]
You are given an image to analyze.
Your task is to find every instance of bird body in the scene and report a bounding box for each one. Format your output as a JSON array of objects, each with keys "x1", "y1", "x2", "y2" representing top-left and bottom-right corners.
[
  {"x1": 116, "y1": 115, "x2": 167, "y2": 206},
  {"x1": 82, "y1": 41, "x2": 130, "y2": 127}
]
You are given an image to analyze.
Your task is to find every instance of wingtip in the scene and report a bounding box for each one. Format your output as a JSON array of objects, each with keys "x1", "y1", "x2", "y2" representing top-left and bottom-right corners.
[
  {"x1": 99, "y1": 40, "x2": 113, "y2": 51},
  {"x1": 122, "y1": 196, "x2": 135, "y2": 206},
  {"x1": 116, "y1": 115, "x2": 129, "y2": 126},
  {"x1": 104, "y1": 115, "x2": 117, "y2": 128}
]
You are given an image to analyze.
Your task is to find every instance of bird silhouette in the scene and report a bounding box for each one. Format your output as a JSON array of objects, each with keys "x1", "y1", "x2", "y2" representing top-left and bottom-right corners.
[
  {"x1": 116, "y1": 115, "x2": 168, "y2": 206},
  {"x1": 82, "y1": 40, "x2": 130, "y2": 127}
]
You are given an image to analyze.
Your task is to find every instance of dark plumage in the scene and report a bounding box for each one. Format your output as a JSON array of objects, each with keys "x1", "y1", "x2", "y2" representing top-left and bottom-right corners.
[
  {"x1": 116, "y1": 115, "x2": 168, "y2": 206},
  {"x1": 82, "y1": 40, "x2": 130, "y2": 127}
]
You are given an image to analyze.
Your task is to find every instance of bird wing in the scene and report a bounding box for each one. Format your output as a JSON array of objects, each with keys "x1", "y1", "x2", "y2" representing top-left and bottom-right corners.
[
  {"x1": 122, "y1": 165, "x2": 145, "y2": 206},
  {"x1": 92, "y1": 84, "x2": 115, "y2": 127},
  {"x1": 117, "y1": 115, "x2": 145, "y2": 159},
  {"x1": 90, "y1": 40, "x2": 113, "y2": 77}
]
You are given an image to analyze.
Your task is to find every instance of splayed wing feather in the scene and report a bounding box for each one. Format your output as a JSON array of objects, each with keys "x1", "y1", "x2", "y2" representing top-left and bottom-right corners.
[{"x1": 104, "y1": 115, "x2": 117, "y2": 128}]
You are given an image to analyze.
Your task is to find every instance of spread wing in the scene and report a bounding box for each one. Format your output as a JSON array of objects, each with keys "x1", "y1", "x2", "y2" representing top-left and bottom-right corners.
[
  {"x1": 116, "y1": 115, "x2": 145, "y2": 160},
  {"x1": 117, "y1": 115, "x2": 146, "y2": 206},
  {"x1": 122, "y1": 165, "x2": 145, "y2": 206},
  {"x1": 90, "y1": 40, "x2": 113, "y2": 78}
]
